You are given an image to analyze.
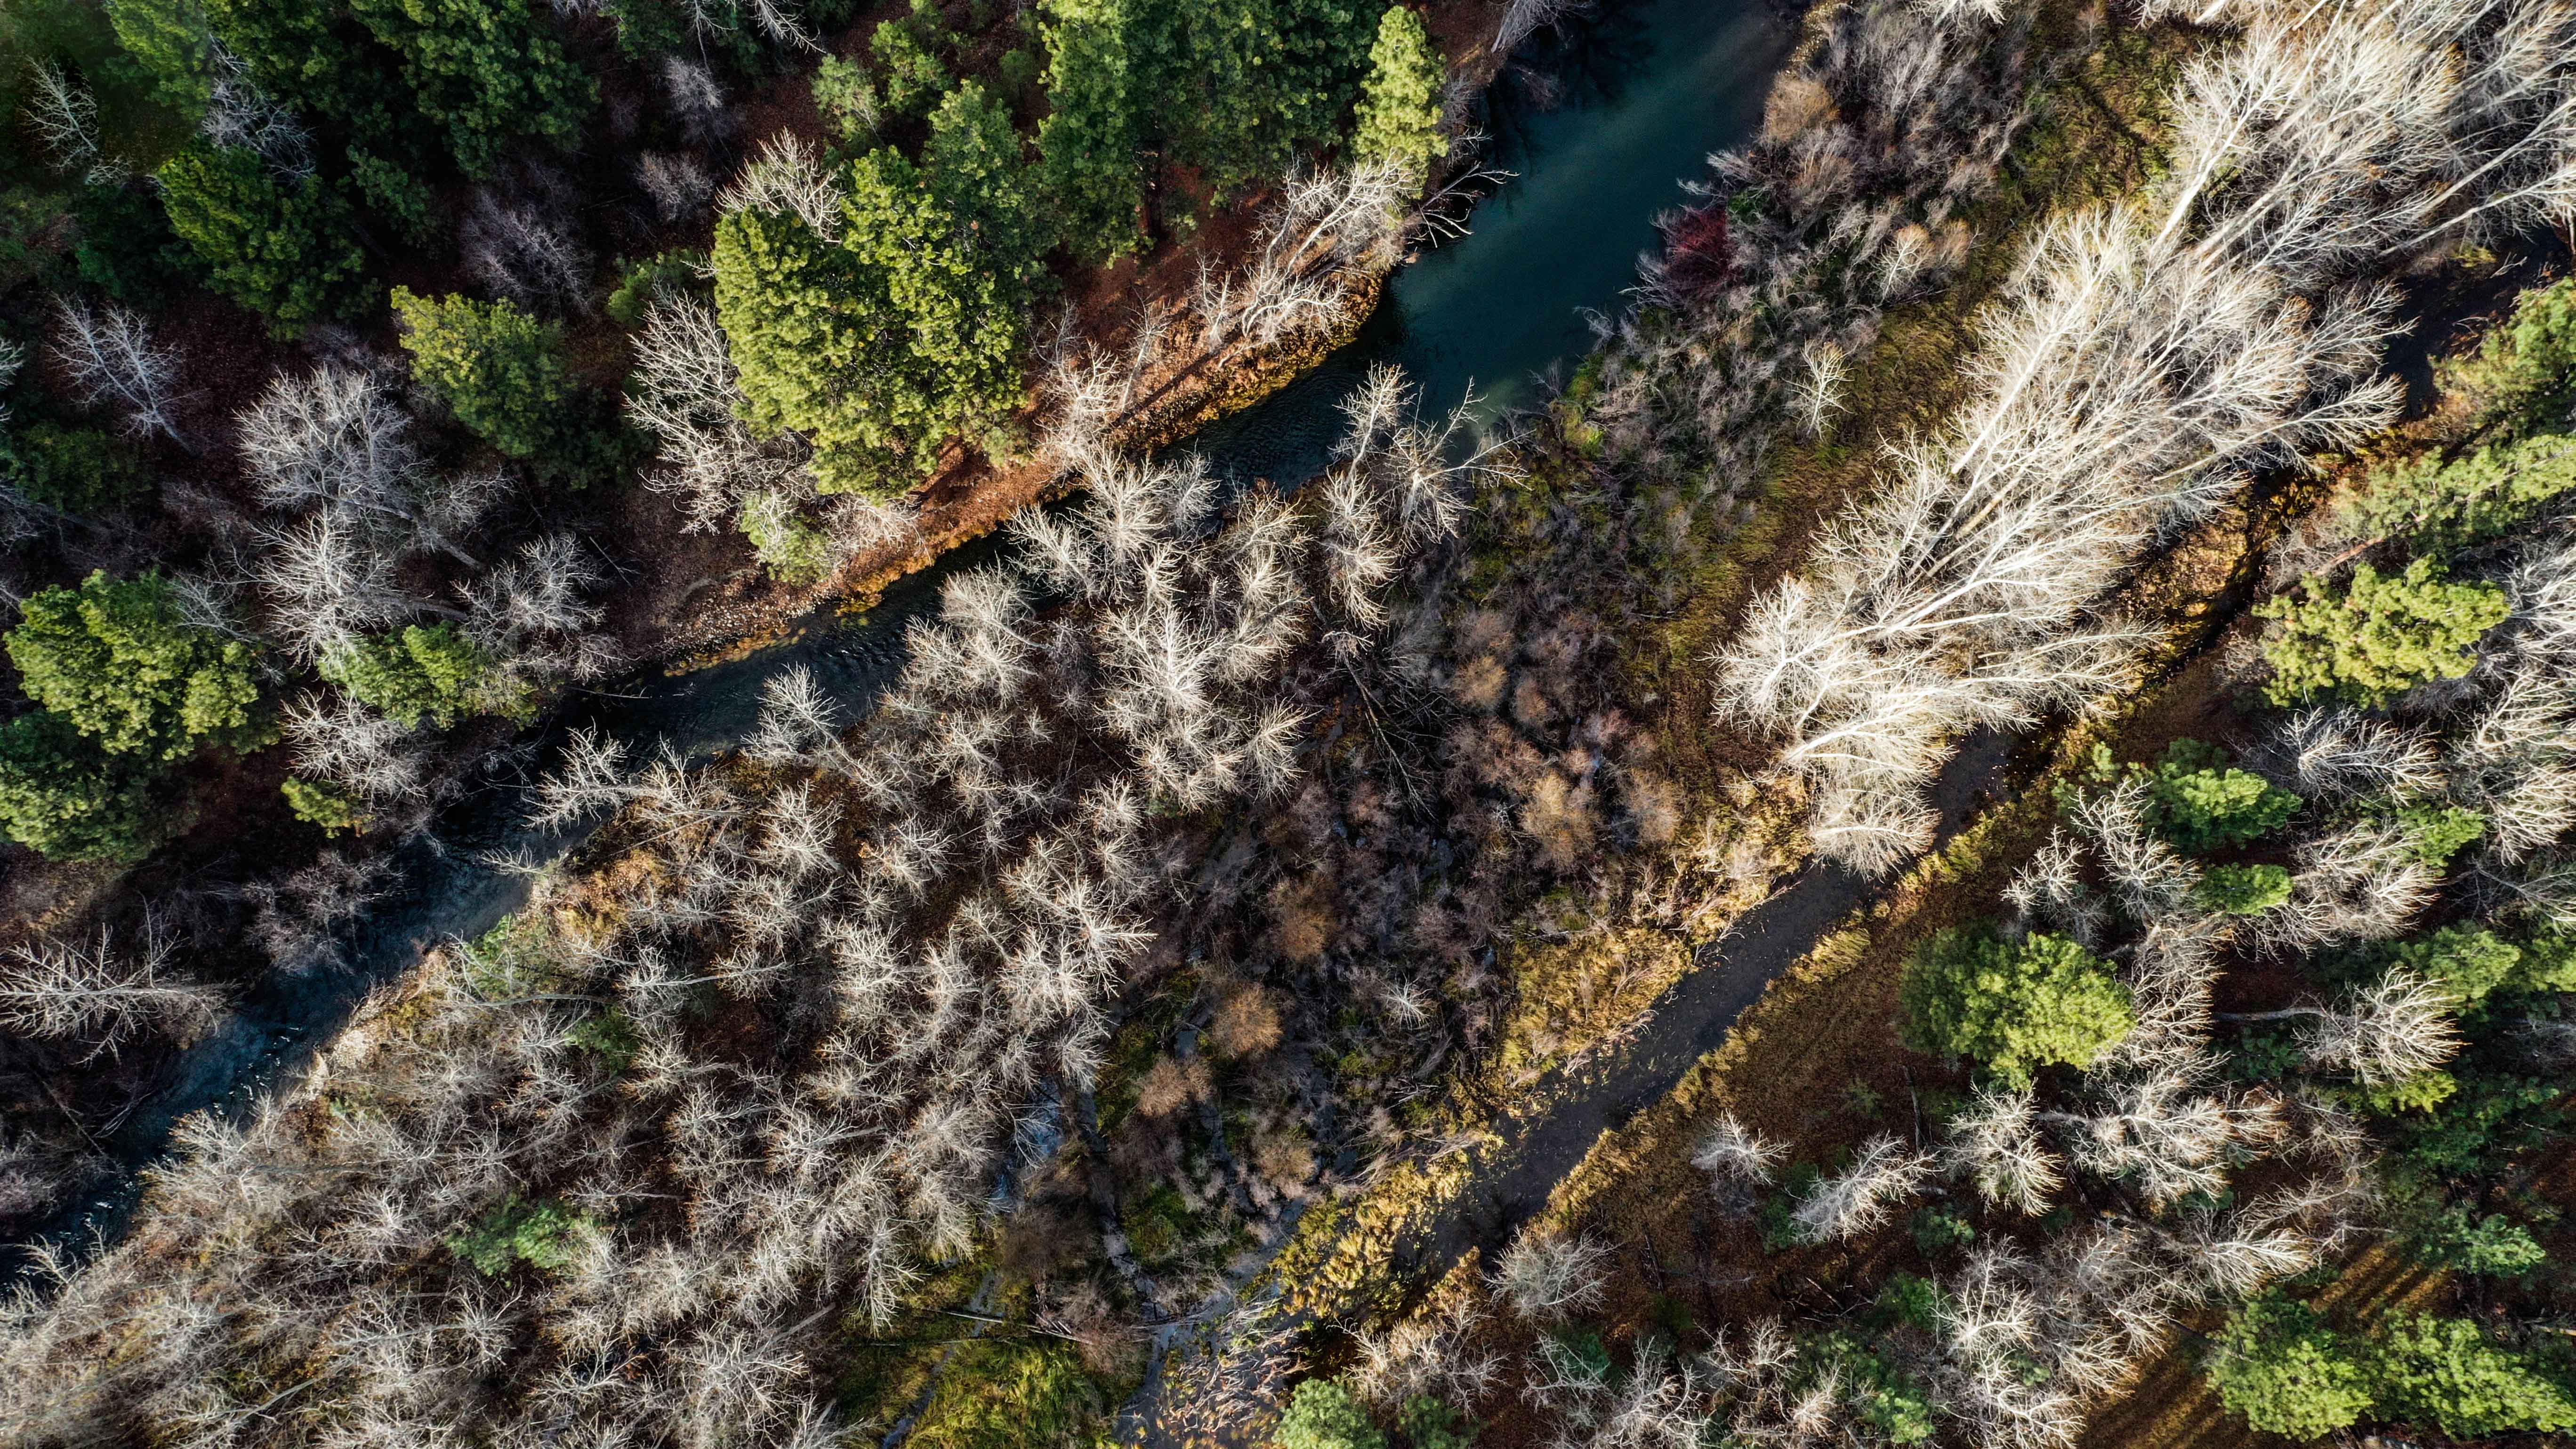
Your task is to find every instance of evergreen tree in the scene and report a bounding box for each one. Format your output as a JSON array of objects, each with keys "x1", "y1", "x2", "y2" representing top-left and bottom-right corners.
[
  {"x1": 714, "y1": 145, "x2": 1032, "y2": 498},
  {"x1": 1352, "y1": 5, "x2": 1443, "y2": 177},
  {"x1": 1038, "y1": 0, "x2": 1143, "y2": 259},
  {"x1": 390, "y1": 288, "x2": 574, "y2": 459},
  {"x1": 2368, "y1": 1312, "x2": 2576, "y2": 1438},
  {"x1": 2258, "y1": 558, "x2": 2510, "y2": 707},
  {"x1": 1900, "y1": 927, "x2": 2135, "y2": 1088},
  {"x1": 0, "y1": 715, "x2": 165, "y2": 862},
  {"x1": 156, "y1": 143, "x2": 369, "y2": 332},
  {"x1": 347, "y1": 0, "x2": 596, "y2": 177},
  {"x1": 7, "y1": 571, "x2": 264, "y2": 762},
  {"x1": 320, "y1": 623, "x2": 517, "y2": 729}
]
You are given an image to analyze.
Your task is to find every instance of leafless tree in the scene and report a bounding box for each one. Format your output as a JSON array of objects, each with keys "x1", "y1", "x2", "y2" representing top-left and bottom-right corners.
[
  {"x1": 1349, "y1": 1298, "x2": 1503, "y2": 1409},
  {"x1": 1690, "y1": 1113, "x2": 1784, "y2": 1187},
  {"x1": 720, "y1": 132, "x2": 845, "y2": 240},
  {"x1": 631, "y1": 294, "x2": 813, "y2": 530},
  {"x1": 1193, "y1": 162, "x2": 1410, "y2": 352},
  {"x1": 460, "y1": 190, "x2": 592, "y2": 314},
  {"x1": 661, "y1": 56, "x2": 733, "y2": 146},
  {"x1": 1944, "y1": 1086, "x2": 2061, "y2": 1214},
  {"x1": 200, "y1": 42, "x2": 314, "y2": 179},
  {"x1": 0, "y1": 922, "x2": 224, "y2": 1059},
  {"x1": 2222, "y1": 969, "x2": 2463, "y2": 1086},
  {"x1": 1791, "y1": 1133, "x2": 1935, "y2": 1241},
  {"x1": 636, "y1": 152, "x2": 716, "y2": 223},
  {"x1": 53, "y1": 295, "x2": 183, "y2": 442},
  {"x1": 23, "y1": 58, "x2": 120, "y2": 183},
  {"x1": 1492, "y1": 1231, "x2": 1612, "y2": 1323}
]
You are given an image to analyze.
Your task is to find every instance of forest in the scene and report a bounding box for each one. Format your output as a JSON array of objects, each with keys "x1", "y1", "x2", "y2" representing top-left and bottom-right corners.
[{"x1": 2, "y1": 0, "x2": 2574, "y2": 1447}]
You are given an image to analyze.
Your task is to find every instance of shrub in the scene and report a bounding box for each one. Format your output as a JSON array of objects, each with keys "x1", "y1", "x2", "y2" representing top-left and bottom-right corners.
[
  {"x1": 0, "y1": 714, "x2": 165, "y2": 862},
  {"x1": 347, "y1": 0, "x2": 596, "y2": 177},
  {"x1": 7, "y1": 570, "x2": 263, "y2": 761},
  {"x1": 156, "y1": 143, "x2": 368, "y2": 332},
  {"x1": 282, "y1": 775, "x2": 372, "y2": 834},
  {"x1": 1352, "y1": 5, "x2": 1445, "y2": 177},
  {"x1": 1273, "y1": 1378, "x2": 1383, "y2": 1449},
  {"x1": 2192, "y1": 862, "x2": 2294, "y2": 915},
  {"x1": 604, "y1": 249, "x2": 705, "y2": 327},
  {"x1": 390, "y1": 288, "x2": 574, "y2": 459},
  {"x1": 736, "y1": 490, "x2": 835, "y2": 585},
  {"x1": 1900, "y1": 928, "x2": 2134, "y2": 1089},
  {"x1": 2403, "y1": 1202, "x2": 2549, "y2": 1279},
  {"x1": 2137, "y1": 741, "x2": 2301, "y2": 853},
  {"x1": 2205, "y1": 1296, "x2": 2372, "y2": 1441},
  {"x1": 320, "y1": 623, "x2": 521, "y2": 729},
  {"x1": 7, "y1": 423, "x2": 147, "y2": 514},
  {"x1": 2257, "y1": 559, "x2": 2510, "y2": 707},
  {"x1": 1396, "y1": 1398, "x2": 1472, "y2": 1449},
  {"x1": 2367, "y1": 1312, "x2": 2576, "y2": 1438},
  {"x1": 445, "y1": 1193, "x2": 597, "y2": 1276}
]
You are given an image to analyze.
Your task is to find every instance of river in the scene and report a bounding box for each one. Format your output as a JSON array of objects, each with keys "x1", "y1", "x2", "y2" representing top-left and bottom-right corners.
[{"x1": 22, "y1": 0, "x2": 1798, "y2": 1261}]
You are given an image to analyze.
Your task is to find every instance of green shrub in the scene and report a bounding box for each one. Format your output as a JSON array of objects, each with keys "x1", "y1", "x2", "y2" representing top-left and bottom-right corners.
[
  {"x1": 604, "y1": 249, "x2": 705, "y2": 327},
  {"x1": 1396, "y1": 1397, "x2": 1472, "y2": 1449},
  {"x1": 7, "y1": 423, "x2": 147, "y2": 514},
  {"x1": 446, "y1": 1193, "x2": 597, "y2": 1276},
  {"x1": 2192, "y1": 862, "x2": 2294, "y2": 915},
  {"x1": 2403, "y1": 1202, "x2": 2549, "y2": 1279},
  {"x1": 2136, "y1": 741, "x2": 2301, "y2": 853},
  {"x1": 1900, "y1": 928, "x2": 2134, "y2": 1088},
  {"x1": 282, "y1": 775, "x2": 372, "y2": 834},
  {"x1": 2367, "y1": 1312, "x2": 2576, "y2": 1438},
  {"x1": 1909, "y1": 1205, "x2": 1975, "y2": 1256},
  {"x1": 736, "y1": 490, "x2": 835, "y2": 585},
  {"x1": 391, "y1": 288, "x2": 573, "y2": 459},
  {"x1": 2205, "y1": 1296, "x2": 2372, "y2": 1441},
  {"x1": 1352, "y1": 5, "x2": 1445, "y2": 177},
  {"x1": 1272, "y1": 1378, "x2": 1382, "y2": 1449},
  {"x1": 319, "y1": 623, "x2": 521, "y2": 729},
  {"x1": 0, "y1": 713, "x2": 166, "y2": 861},
  {"x1": 7, "y1": 570, "x2": 263, "y2": 761},
  {"x1": 2257, "y1": 558, "x2": 2510, "y2": 707},
  {"x1": 566, "y1": 1009, "x2": 641, "y2": 1071},
  {"x1": 156, "y1": 143, "x2": 368, "y2": 332}
]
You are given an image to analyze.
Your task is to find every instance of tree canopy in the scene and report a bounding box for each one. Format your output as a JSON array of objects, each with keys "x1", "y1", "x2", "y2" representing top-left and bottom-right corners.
[
  {"x1": 1352, "y1": 5, "x2": 1445, "y2": 176},
  {"x1": 2258, "y1": 558, "x2": 2510, "y2": 707},
  {"x1": 2206, "y1": 1296, "x2": 2373, "y2": 1440},
  {"x1": 714, "y1": 122, "x2": 1041, "y2": 498},
  {"x1": 156, "y1": 143, "x2": 370, "y2": 332},
  {"x1": 391, "y1": 288, "x2": 574, "y2": 460},
  {"x1": 1900, "y1": 927, "x2": 2135, "y2": 1088},
  {"x1": 7, "y1": 570, "x2": 264, "y2": 761}
]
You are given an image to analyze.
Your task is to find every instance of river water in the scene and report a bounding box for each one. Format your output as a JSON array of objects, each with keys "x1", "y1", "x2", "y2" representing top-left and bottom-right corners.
[{"x1": 30, "y1": 0, "x2": 1796, "y2": 1256}]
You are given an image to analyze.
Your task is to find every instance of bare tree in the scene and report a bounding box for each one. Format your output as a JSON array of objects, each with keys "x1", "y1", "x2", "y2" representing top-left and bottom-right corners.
[
  {"x1": 53, "y1": 295, "x2": 183, "y2": 442},
  {"x1": 1491, "y1": 1231, "x2": 1612, "y2": 1323},
  {"x1": 719, "y1": 133, "x2": 846, "y2": 240},
  {"x1": 2221, "y1": 969, "x2": 2463, "y2": 1086},
  {"x1": 1791, "y1": 1133, "x2": 1935, "y2": 1241},
  {"x1": 0, "y1": 923, "x2": 225, "y2": 1059},
  {"x1": 1944, "y1": 1087, "x2": 2061, "y2": 1214}
]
